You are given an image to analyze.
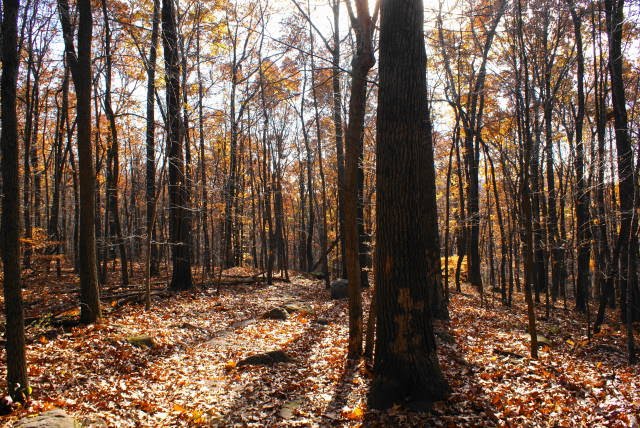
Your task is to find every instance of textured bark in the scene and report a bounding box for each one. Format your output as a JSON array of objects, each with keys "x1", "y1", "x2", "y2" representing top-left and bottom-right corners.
[
  {"x1": 48, "y1": 65, "x2": 70, "y2": 277},
  {"x1": 309, "y1": 28, "x2": 331, "y2": 288},
  {"x1": 196, "y1": 6, "x2": 211, "y2": 274},
  {"x1": 568, "y1": 2, "x2": 591, "y2": 313},
  {"x1": 101, "y1": 0, "x2": 129, "y2": 286},
  {"x1": 370, "y1": 0, "x2": 448, "y2": 408},
  {"x1": 592, "y1": 2, "x2": 612, "y2": 331},
  {"x1": 425, "y1": 104, "x2": 449, "y2": 320},
  {"x1": 516, "y1": 0, "x2": 538, "y2": 359},
  {"x1": 331, "y1": 0, "x2": 347, "y2": 278},
  {"x1": 162, "y1": 0, "x2": 193, "y2": 290},
  {"x1": 605, "y1": 0, "x2": 637, "y2": 361},
  {"x1": 58, "y1": 0, "x2": 102, "y2": 323},
  {"x1": 343, "y1": 0, "x2": 375, "y2": 358},
  {"x1": 146, "y1": 0, "x2": 160, "y2": 277},
  {"x1": 1, "y1": 0, "x2": 30, "y2": 401}
]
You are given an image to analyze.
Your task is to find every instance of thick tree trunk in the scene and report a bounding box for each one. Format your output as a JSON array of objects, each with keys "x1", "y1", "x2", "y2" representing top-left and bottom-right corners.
[
  {"x1": 1, "y1": 0, "x2": 30, "y2": 401},
  {"x1": 370, "y1": 0, "x2": 449, "y2": 408},
  {"x1": 605, "y1": 0, "x2": 637, "y2": 362},
  {"x1": 162, "y1": 0, "x2": 193, "y2": 290}
]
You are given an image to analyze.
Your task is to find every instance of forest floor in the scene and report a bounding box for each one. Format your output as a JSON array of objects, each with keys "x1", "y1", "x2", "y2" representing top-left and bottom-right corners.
[{"x1": 0, "y1": 265, "x2": 639, "y2": 427}]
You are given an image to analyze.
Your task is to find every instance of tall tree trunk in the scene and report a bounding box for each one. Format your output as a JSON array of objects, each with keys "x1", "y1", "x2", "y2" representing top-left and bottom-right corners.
[
  {"x1": 162, "y1": 0, "x2": 193, "y2": 290},
  {"x1": 425, "y1": 103, "x2": 449, "y2": 319},
  {"x1": 58, "y1": 0, "x2": 102, "y2": 323},
  {"x1": 48, "y1": 64, "x2": 70, "y2": 278},
  {"x1": 343, "y1": 0, "x2": 375, "y2": 358},
  {"x1": 516, "y1": 0, "x2": 538, "y2": 358},
  {"x1": 370, "y1": 0, "x2": 449, "y2": 408},
  {"x1": 309, "y1": 26, "x2": 330, "y2": 288},
  {"x1": 1, "y1": 0, "x2": 30, "y2": 401},
  {"x1": 568, "y1": 1, "x2": 591, "y2": 313},
  {"x1": 331, "y1": 0, "x2": 347, "y2": 278},
  {"x1": 605, "y1": 0, "x2": 637, "y2": 362},
  {"x1": 196, "y1": 5, "x2": 211, "y2": 274},
  {"x1": 101, "y1": 0, "x2": 129, "y2": 286},
  {"x1": 593, "y1": 1, "x2": 613, "y2": 331},
  {"x1": 146, "y1": 0, "x2": 161, "y2": 277}
]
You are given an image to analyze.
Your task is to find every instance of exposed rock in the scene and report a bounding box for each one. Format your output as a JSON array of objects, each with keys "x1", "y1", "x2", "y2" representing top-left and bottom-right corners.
[
  {"x1": 14, "y1": 409, "x2": 78, "y2": 428},
  {"x1": 537, "y1": 334, "x2": 552, "y2": 346},
  {"x1": 330, "y1": 279, "x2": 348, "y2": 299},
  {"x1": 262, "y1": 307, "x2": 289, "y2": 320},
  {"x1": 77, "y1": 415, "x2": 108, "y2": 428},
  {"x1": 126, "y1": 335, "x2": 155, "y2": 348},
  {"x1": 279, "y1": 400, "x2": 302, "y2": 419},
  {"x1": 282, "y1": 302, "x2": 313, "y2": 315},
  {"x1": 237, "y1": 350, "x2": 292, "y2": 367}
]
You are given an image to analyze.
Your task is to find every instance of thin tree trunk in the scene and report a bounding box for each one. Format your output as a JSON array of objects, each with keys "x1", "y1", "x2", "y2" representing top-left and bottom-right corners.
[{"x1": 58, "y1": 0, "x2": 102, "y2": 323}]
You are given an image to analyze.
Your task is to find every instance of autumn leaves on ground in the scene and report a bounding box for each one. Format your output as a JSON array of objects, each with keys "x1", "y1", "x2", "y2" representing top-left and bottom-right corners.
[{"x1": 0, "y1": 267, "x2": 637, "y2": 427}]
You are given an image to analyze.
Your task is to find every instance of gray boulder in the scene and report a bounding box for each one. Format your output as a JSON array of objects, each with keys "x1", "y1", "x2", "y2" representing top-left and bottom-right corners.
[
  {"x1": 14, "y1": 409, "x2": 78, "y2": 428},
  {"x1": 330, "y1": 279, "x2": 348, "y2": 299}
]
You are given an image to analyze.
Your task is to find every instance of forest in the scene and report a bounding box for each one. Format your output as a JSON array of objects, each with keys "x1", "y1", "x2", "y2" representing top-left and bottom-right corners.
[{"x1": 0, "y1": 0, "x2": 639, "y2": 425}]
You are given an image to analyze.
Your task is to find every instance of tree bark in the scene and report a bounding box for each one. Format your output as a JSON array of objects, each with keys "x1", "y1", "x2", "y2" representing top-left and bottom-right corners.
[
  {"x1": 370, "y1": 0, "x2": 449, "y2": 408},
  {"x1": 1, "y1": 0, "x2": 30, "y2": 401},
  {"x1": 605, "y1": 0, "x2": 637, "y2": 362},
  {"x1": 58, "y1": 0, "x2": 102, "y2": 323},
  {"x1": 343, "y1": 0, "x2": 375, "y2": 358},
  {"x1": 101, "y1": 0, "x2": 129, "y2": 286},
  {"x1": 162, "y1": 0, "x2": 193, "y2": 290},
  {"x1": 146, "y1": 0, "x2": 161, "y2": 277}
]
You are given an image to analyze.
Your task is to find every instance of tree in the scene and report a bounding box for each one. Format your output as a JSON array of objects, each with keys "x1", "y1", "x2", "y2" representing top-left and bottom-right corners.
[
  {"x1": 146, "y1": 0, "x2": 161, "y2": 277},
  {"x1": 162, "y1": 0, "x2": 193, "y2": 290},
  {"x1": 1, "y1": 0, "x2": 29, "y2": 402},
  {"x1": 58, "y1": 0, "x2": 102, "y2": 323},
  {"x1": 604, "y1": 0, "x2": 637, "y2": 363},
  {"x1": 343, "y1": 0, "x2": 376, "y2": 358},
  {"x1": 567, "y1": 0, "x2": 590, "y2": 313},
  {"x1": 369, "y1": 0, "x2": 448, "y2": 408},
  {"x1": 101, "y1": 0, "x2": 129, "y2": 286}
]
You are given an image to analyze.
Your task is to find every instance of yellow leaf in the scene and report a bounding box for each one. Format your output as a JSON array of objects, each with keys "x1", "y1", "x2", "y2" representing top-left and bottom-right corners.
[
  {"x1": 342, "y1": 403, "x2": 364, "y2": 420},
  {"x1": 224, "y1": 360, "x2": 237, "y2": 371},
  {"x1": 173, "y1": 403, "x2": 187, "y2": 413}
]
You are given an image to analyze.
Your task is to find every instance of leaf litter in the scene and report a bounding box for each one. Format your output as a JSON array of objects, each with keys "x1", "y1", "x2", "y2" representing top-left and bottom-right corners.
[{"x1": 0, "y1": 270, "x2": 638, "y2": 427}]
